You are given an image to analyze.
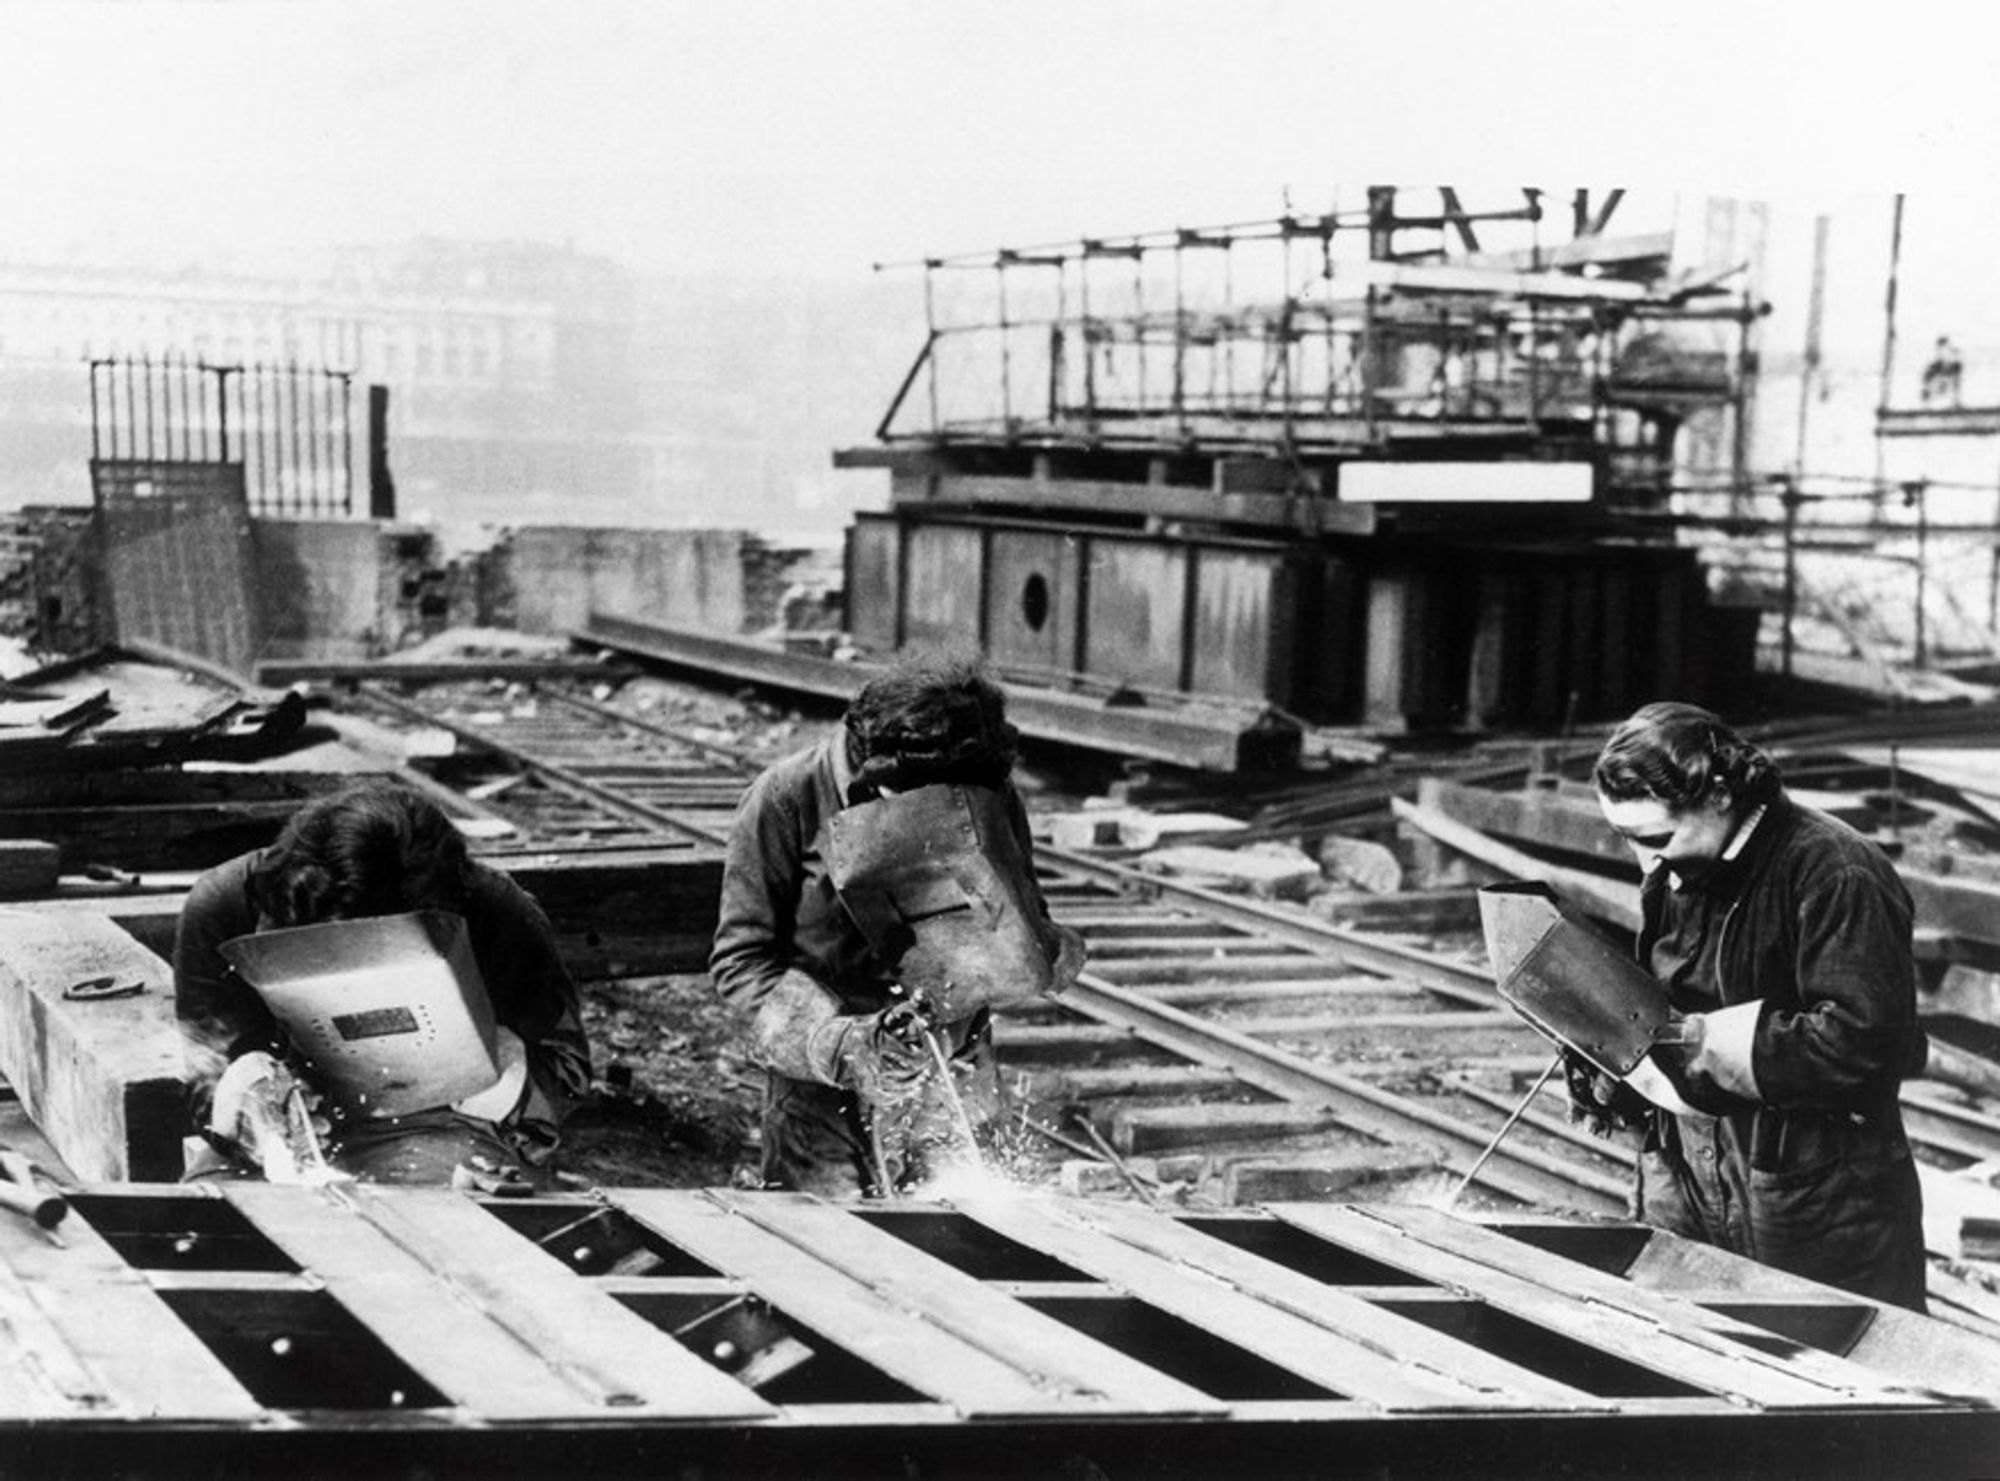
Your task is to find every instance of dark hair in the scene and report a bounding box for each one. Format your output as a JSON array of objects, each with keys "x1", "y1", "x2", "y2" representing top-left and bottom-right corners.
[
  {"x1": 1593, "y1": 701, "x2": 1780, "y2": 811},
  {"x1": 248, "y1": 779, "x2": 472, "y2": 927},
  {"x1": 843, "y1": 650, "x2": 1018, "y2": 796}
]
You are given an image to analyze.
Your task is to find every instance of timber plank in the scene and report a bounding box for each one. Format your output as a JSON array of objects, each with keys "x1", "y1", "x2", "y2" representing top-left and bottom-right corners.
[
  {"x1": 226, "y1": 1184, "x2": 771, "y2": 1422},
  {"x1": 949, "y1": 1194, "x2": 1535, "y2": 1412},
  {"x1": 0, "y1": 909, "x2": 186, "y2": 1180},
  {"x1": 0, "y1": 839, "x2": 60, "y2": 896},
  {"x1": 614, "y1": 1188, "x2": 1162, "y2": 1418},
  {"x1": 0, "y1": 800, "x2": 306, "y2": 873},
  {"x1": 0, "y1": 1187, "x2": 261, "y2": 1421},
  {"x1": 710, "y1": 1190, "x2": 1225, "y2": 1417},
  {"x1": 1270, "y1": 1204, "x2": 1945, "y2": 1410},
  {"x1": 0, "y1": 768, "x2": 363, "y2": 811},
  {"x1": 1055, "y1": 1198, "x2": 1608, "y2": 1411}
]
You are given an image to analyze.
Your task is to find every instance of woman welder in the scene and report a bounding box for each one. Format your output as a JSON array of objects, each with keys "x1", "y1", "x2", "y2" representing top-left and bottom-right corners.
[{"x1": 174, "y1": 778, "x2": 593, "y2": 1184}]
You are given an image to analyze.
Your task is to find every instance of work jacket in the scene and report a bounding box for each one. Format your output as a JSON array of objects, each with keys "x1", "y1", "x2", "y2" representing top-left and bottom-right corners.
[
  {"x1": 175, "y1": 852, "x2": 593, "y2": 1138},
  {"x1": 709, "y1": 735, "x2": 1042, "y2": 1078},
  {"x1": 1633, "y1": 790, "x2": 1929, "y2": 1309}
]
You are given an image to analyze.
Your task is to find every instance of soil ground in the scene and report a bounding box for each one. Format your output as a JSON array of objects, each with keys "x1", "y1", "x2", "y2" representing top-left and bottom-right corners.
[{"x1": 560, "y1": 973, "x2": 764, "y2": 1188}]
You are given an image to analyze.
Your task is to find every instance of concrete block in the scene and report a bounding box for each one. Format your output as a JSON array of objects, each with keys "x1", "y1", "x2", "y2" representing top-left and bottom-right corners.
[
  {"x1": 1317, "y1": 835, "x2": 1404, "y2": 894},
  {"x1": 1108, "y1": 1102, "x2": 1354, "y2": 1156},
  {"x1": 0, "y1": 839, "x2": 60, "y2": 897},
  {"x1": 1057, "y1": 1160, "x2": 1127, "y2": 1196},
  {"x1": 1136, "y1": 843, "x2": 1321, "y2": 901},
  {"x1": 0, "y1": 909, "x2": 188, "y2": 1180},
  {"x1": 1220, "y1": 1144, "x2": 1448, "y2": 1206}
]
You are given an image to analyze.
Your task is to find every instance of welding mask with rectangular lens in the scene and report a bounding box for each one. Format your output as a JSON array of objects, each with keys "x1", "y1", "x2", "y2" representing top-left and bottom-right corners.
[
  {"x1": 827, "y1": 783, "x2": 1066, "y2": 1021},
  {"x1": 219, "y1": 911, "x2": 502, "y2": 1119}
]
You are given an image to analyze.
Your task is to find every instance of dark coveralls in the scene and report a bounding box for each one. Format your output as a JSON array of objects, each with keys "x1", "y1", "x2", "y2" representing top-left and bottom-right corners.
[
  {"x1": 1633, "y1": 792, "x2": 1929, "y2": 1310},
  {"x1": 710, "y1": 735, "x2": 1028, "y2": 1195},
  {"x1": 175, "y1": 851, "x2": 593, "y2": 1183}
]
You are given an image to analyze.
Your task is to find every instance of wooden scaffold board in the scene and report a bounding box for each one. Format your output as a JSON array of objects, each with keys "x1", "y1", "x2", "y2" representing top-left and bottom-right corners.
[{"x1": 0, "y1": 1184, "x2": 1995, "y2": 1479}]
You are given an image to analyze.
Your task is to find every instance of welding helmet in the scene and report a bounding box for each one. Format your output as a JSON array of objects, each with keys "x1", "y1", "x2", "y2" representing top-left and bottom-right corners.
[
  {"x1": 827, "y1": 783, "x2": 1066, "y2": 1020},
  {"x1": 219, "y1": 911, "x2": 502, "y2": 1119}
]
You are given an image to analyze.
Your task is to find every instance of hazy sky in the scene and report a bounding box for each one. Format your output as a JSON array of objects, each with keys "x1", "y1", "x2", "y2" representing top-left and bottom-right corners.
[{"x1": 0, "y1": 0, "x2": 1989, "y2": 282}]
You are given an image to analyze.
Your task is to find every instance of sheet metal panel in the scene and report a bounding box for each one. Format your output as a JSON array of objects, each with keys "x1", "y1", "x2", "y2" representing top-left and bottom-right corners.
[
  {"x1": 902, "y1": 521, "x2": 984, "y2": 650},
  {"x1": 984, "y1": 526, "x2": 1074, "y2": 675},
  {"x1": 845, "y1": 515, "x2": 902, "y2": 651},
  {"x1": 1083, "y1": 538, "x2": 1186, "y2": 693},
  {"x1": 1187, "y1": 548, "x2": 1291, "y2": 703},
  {"x1": 92, "y1": 459, "x2": 260, "y2": 679}
]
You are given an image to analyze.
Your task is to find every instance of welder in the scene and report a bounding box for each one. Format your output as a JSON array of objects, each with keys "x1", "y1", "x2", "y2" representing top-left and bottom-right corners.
[
  {"x1": 174, "y1": 778, "x2": 594, "y2": 1186},
  {"x1": 710, "y1": 651, "x2": 1083, "y2": 1195},
  {"x1": 1578, "y1": 702, "x2": 1929, "y2": 1310}
]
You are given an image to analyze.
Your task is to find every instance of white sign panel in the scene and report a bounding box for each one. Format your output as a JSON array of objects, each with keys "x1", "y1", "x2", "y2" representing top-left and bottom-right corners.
[{"x1": 1338, "y1": 462, "x2": 1596, "y2": 504}]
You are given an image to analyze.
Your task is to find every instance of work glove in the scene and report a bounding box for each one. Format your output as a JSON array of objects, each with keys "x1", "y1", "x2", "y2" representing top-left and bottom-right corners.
[
  {"x1": 1562, "y1": 1047, "x2": 1651, "y2": 1137},
  {"x1": 1049, "y1": 922, "x2": 1086, "y2": 994},
  {"x1": 1645, "y1": 1011, "x2": 1752, "y2": 1115},
  {"x1": 207, "y1": 1051, "x2": 341, "y2": 1184},
  {"x1": 833, "y1": 998, "x2": 936, "y2": 1111}
]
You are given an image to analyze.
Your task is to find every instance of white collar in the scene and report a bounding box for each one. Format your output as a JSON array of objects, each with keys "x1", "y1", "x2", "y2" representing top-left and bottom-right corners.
[{"x1": 1721, "y1": 802, "x2": 1768, "y2": 863}]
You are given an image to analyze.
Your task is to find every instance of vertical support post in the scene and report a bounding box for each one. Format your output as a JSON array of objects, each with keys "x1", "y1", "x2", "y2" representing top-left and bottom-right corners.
[
  {"x1": 1071, "y1": 531, "x2": 1092, "y2": 684},
  {"x1": 214, "y1": 365, "x2": 234, "y2": 464},
  {"x1": 1177, "y1": 542, "x2": 1199, "y2": 695},
  {"x1": 922, "y1": 262, "x2": 941, "y2": 436},
  {"x1": 341, "y1": 372, "x2": 355, "y2": 516},
  {"x1": 305, "y1": 360, "x2": 322, "y2": 515},
  {"x1": 1363, "y1": 186, "x2": 1396, "y2": 441},
  {"x1": 1172, "y1": 235, "x2": 1187, "y2": 439},
  {"x1": 1875, "y1": 194, "x2": 1905, "y2": 514},
  {"x1": 289, "y1": 362, "x2": 305, "y2": 515},
  {"x1": 1907, "y1": 479, "x2": 1929, "y2": 669},
  {"x1": 1048, "y1": 259, "x2": 1066, "y2": 425},
  {"x1": 976, "y1": 525, "x2": 993, "y2": 651},
  {"x1": 178, "y1": 352, "x2": 194, "y2": 462},
  {"x1": 1794, "y1": 214, "x2": 1830, "y2": 479},
  {"x1": 368, "y1": 383, "x2": 396, "y2": 520},
  {"x1": 1990, "y1": 453, "x2": 2000, "y2": 638},
  {"x1": 1779, "y1": 475, "x2": 1800, "y2": 680},
  {"x1": 1132, "y1": 251, "x2": 1147, "y2": 421},
  {"x1": 123, "y1": 356, "x2": 137, "y2": 463},
  {"x1": 256, "y1": 363, "x2": 270, "y2": 505},
  {"x1": 1279, "y1": 224, "x2": 1296, "y2": 448},
  {"x1": 893, "y1": 513, "x2": 910, "y2": 652},
  {"x1": 1078, "y1": 250, "x2": 1096, "y2": 425},
  {"x1": 995, "y1": 258, "x2": 1013, "y2": 434}
]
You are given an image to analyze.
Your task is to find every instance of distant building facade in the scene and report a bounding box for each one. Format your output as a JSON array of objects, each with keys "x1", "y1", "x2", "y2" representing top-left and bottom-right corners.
[{"x1": 0, "y1": 239, "x2": 843, "y2": 529}]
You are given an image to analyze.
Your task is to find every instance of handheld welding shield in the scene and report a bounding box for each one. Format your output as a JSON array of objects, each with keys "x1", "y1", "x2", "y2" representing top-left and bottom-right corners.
[
  {"x1": 827, "y1": 782, "x2": 1065, "y2": 1021},
  {"x1": 1477, "y1": 880, "x2": 1671, "y2": 1080}
]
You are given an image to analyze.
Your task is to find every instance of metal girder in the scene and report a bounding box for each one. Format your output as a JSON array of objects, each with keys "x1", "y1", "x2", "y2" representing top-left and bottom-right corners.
[
  {"x1": 1875, "y1": 405, "x2": 2000, "y2": 437},
  {"x1": 577, "y1": 613, "x2": 1300, "y2": 773}
]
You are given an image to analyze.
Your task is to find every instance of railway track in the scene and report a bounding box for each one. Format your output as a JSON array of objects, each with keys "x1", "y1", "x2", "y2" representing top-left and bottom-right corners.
[{"x1": 344, "y1": 676, "x2": 2000, "y2": 1236}]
